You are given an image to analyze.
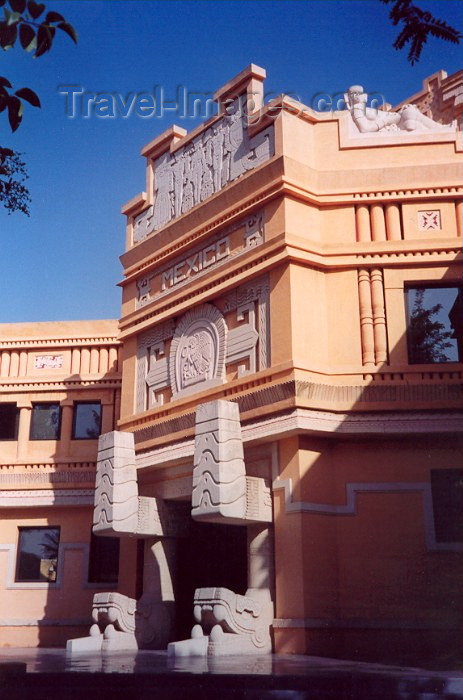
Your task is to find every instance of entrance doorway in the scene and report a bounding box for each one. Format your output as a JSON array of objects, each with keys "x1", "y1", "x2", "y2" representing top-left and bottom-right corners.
[{"x1": 175, "y1": 521, "x2": 248, "y2": 640}]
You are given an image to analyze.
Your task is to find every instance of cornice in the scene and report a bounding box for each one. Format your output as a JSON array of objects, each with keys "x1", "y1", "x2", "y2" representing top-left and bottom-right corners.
[
  {"x1": 120, "y1": 375, "x2": 463, "y2": 452},
  {"x1": 119, "y1": 235, "x2": 461, "y2": 337},
  {"x1": 0, "y1": 376, "x2": 122, "y2": 392},
  {"x1": 121, "y1": 170, "x2": 462, "y2": 283},
  {"x1": 134, "y1": 405, "x2": 463, "y2": 472},
  {"x1": 0, "y1": 336, "x2": 120, "y2": 350}
]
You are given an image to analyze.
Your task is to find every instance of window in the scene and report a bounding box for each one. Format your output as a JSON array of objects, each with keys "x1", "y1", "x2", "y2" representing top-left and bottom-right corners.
[
  {"x1": 72, "y1": 402, "x2": 102, "y2": 439},
  {"x1": 88, "y1": 533, "x2": 120, "y2": 584},
  {"x1": 30, "y1": 403, "x2": 61, "y2": 440},
  {"x1": 405, "y1": 286, "x2": 463, "y2": 364},
  {"x1": 431, "y1": 470, "x2": 463, "y2": 543},
  {"x1": 0, "y1": 403, "x2": 19, "y2": 440},
  {"x1": 16, "y1": 527, "x2": 60, "y2": 583}
]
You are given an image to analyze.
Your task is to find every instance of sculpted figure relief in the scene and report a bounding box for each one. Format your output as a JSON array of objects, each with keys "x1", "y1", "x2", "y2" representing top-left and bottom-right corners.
[
  {"x1": 345, "y1": 85, "x2": 456, "y2": 134},
  {"x1": 133, "y1": 97, "x2": 274, "y2": 243}
]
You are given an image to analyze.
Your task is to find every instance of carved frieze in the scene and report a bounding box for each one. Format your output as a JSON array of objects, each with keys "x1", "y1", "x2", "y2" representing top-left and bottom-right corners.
[
  {"x1": 135, "y1": 275, "x2": 270, "y2": 412},
  {"x1": 135, "y1": 210, "x2": 265, "y2": 309},
  {"x1": 133, "y1": 96, "x2": 274, "y2": 243}
]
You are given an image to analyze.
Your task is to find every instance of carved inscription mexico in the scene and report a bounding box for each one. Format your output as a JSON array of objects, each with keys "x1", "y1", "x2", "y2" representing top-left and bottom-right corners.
[
  {"x1": 133, "y1": 96, "x2": 274, "y2": 243},
  {"x1": 136, "y1": 211, "x2": 264, "y2": 308}
]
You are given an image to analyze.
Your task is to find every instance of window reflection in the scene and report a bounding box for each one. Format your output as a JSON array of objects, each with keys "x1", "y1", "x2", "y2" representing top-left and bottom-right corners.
[
  {"x1": 405, "y1": 287, "x2": 462, "y2": 364},
  {"x1": 16, "y1": 527, "x2": 60, "y2": 583}
]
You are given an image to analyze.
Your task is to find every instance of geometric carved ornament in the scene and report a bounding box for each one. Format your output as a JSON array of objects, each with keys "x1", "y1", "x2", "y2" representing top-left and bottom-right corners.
[
  {"x1": 418, "y1": 210, "x2": 441, "y2": 231},
  {"x1": 136, "y1": 276, "x2": 270, "y2": 412},
  {"x1": 169, "y1": 304, "x2": 227, "y2": 399}
]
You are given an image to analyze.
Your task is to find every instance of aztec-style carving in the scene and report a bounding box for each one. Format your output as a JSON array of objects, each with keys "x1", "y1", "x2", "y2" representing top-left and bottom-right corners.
[
  {"x1": 168, "y1": 587, "x2": 273, "y2": 657},
  {"x1": 169, "y1": 304, "x2": 227, "y2": 399},
  {"x1": 226, "y1": 303, "x2": 259, "y2": 377},
  {"x1": 192, "y1": 400, "x2": 272, "y2": 524},
  {"x1": 66, "y1": 591, "x2": 175, "y2": 652},
  {"x1": 93, "y1": 431, "x2": 188, "y2": 537},
  {"x1": 135, "y1": 210, "x2": 265, "y2": 310},
  {"x1": 345, "y1": 85, "x2": 457, "y2": 134},
  {"x1": 223, "y1": 275, "x2": 270, "y2": 370},
  {"x1": 135, "y1": 276, "x2": 270, "y2": 412},
  {"x1": 418, "y1": 210, "x2": 441, "y2": 230},
  {"x1": 133, "y1": 97, "x2": 274, "y2": 242},
  {"x1": 136, "y1": 319, "x2": 175, "y2": 412}
]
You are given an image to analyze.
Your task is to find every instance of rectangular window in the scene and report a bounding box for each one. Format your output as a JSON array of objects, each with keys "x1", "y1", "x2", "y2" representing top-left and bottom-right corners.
[
  {"x1": 431, "y1": 470, "x2": 463, "y2": 543},
  {"x1": 0, "y1": 403, "x2": 19, "y2": 440},
  {"x1": 72, "y1": 402, "x2": 102, "y2": 440},
  {"x1": 88, "y1": 533, "x2": 120, "y2": 584},
  {"x1": 405, "y1": 286, "x2": 463, "y2": 364},
  {"x1": 16, "y1": 527, "x2": 60, "y2": 583},
  {"x1": 30, "y1": 403, "x2": 61, "y2": 440}
]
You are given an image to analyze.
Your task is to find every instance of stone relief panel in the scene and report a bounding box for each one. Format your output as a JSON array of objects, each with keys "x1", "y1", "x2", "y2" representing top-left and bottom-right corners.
[
  {"x1": 169, "y1": 304, "x2": 227, "y2": 399},
  {"x1": 135, "y1": 275, "x2": 270, "y2": 413},
  {"x1": 223, "y1": 275, "x2": 270, "y2": 371},
  {"x1": 133, "y1": 96, "x2": 274, "y2": 243},
  {"x1": 135, "y1": 210, "x2": 265, "y2": 310},
  {"x1": 418, "y1": 210, "x2": 441, "y2": 230}
]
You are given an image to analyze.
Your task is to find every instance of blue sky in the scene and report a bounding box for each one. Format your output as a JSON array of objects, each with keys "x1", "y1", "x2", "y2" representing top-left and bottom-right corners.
[{"x1": 1, "y1": 0, "x2": 462, "y2": 323}]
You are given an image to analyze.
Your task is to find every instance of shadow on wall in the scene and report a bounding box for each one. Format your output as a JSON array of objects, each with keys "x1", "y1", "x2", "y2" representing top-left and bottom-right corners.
[{"x1": 273, "y1": 268, "x2": 463, "y2": 667}]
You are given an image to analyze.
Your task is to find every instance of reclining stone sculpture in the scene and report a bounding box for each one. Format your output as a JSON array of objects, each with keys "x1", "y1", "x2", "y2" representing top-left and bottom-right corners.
[{"x1": 345, "y1": 84, "x2": 456, "y2": 134}]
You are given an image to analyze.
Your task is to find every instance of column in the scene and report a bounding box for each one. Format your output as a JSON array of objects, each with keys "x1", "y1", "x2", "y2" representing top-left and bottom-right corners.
[
  {"x1": 57, "y1": 402, "x2": 73, "y2": 457},
  {"x1": 355, "y1": 204, "x2": 371, "y2": 242},
  {"x1": 370, "y1": 204, "x2": 386, "y2": 241},
  {"x1": 370, "y1": 269, "x2": 388, "y2": 364},
  {"x1": 456, "y1": 200, "x2": 462, "y2": 238},
  {"x1": 247, "y1": 524, "x2": 274, "y2": 595},
  {"x1": 358, "y1": 269, "x2": 375, "y2": 366},
  {"x1": 385, "y1": 203, "x2": 402, "y2": 240},
  {"x1": 71, "y1": 348, "x2": 80, "y2": 374},
  {"x1": 16, "y1": 404, "x2": 32, "y2": 460}
]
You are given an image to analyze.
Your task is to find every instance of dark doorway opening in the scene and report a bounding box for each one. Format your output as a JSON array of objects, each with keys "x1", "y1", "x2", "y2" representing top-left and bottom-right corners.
[{"x1": 175, "y1": 521, "x2": 248, "y2": 641}]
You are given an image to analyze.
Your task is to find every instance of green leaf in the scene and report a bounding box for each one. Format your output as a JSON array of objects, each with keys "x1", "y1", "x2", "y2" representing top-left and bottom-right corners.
[
  {"x1": 57, "y1": 21, "x2": 77, "y2": 43},
  {"x1": 45, "y1": 10, "x2": 64, "y2": 23},
  {"x1": 7, "y1": 95, "x2": 22, "y2": 131},
  {"x1": 9, "y1": 0, "x2": 26, "y2": 12},
  {"x1": 15, "y1": 86, "x2": 40, "y2": 107},
  {"x1": 0, "y1": 75, "x2": 12, "y2": 88},
  {"x1": 27, "y1": 0, "x2": 44, "y2": 20},
  {"x1": 19, "y1": 22, "x2": 34, "y2": 49}
]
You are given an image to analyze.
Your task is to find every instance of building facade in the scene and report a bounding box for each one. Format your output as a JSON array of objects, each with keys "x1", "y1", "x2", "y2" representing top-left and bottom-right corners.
[
  {"x1": 0, "y1": 321, "x2": 121, "y2": 647},
  {"x1": 80, "y1": 65, "x2": 460, "y2": 663},
  {"x1": 1, "y1": 66, "x2": 462, "y2": 664}
]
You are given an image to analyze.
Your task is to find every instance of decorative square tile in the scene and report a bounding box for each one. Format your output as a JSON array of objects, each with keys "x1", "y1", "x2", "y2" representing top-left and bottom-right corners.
[{"x1": 418, "y1": 210, "x2": 441, "y2": 231}]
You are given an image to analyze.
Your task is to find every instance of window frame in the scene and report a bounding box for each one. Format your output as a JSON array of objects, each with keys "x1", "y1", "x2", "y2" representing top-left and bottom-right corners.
[
  {"x1": 71, "y1": 401, "x2": 102, "y2": 441},
  {"x1": 15, "y1": 526, "x2": 61, "y2": 584},
  {"x1": 404, "y1": 284, "x2": 463, "y2": 365},
  {"x1": 29, "y1": 402, "x2": 62, "y2": 441}
]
